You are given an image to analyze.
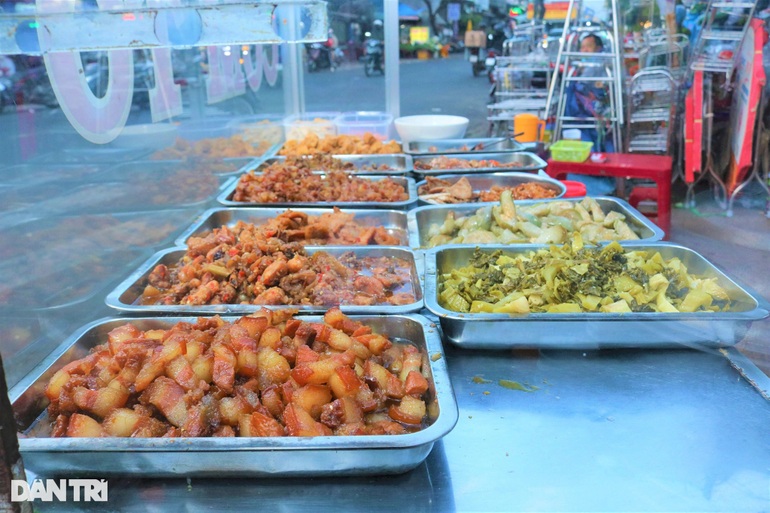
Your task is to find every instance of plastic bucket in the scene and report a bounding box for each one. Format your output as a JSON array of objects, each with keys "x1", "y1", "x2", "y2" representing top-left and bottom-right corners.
[{"x1": 513, "y1": 113, "x2": 545, "y2": 143}]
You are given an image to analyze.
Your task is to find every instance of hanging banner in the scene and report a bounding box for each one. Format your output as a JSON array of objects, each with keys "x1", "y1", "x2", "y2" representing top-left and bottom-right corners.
[{"x1": 726, "y1": 19, "x2": 767, "y2": 195}]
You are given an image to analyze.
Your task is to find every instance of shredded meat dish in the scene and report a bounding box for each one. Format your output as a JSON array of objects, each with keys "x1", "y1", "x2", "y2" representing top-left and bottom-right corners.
[
  {"x1": 44, "y1": 308, "x2": 432, "y2": 438},
  {"x1": 414, "y1": 156, "x2": 523, "y2": 170},
  {"x1": 141, "y1": 224, "x2": 416, "y2": 307},
  {"x1": 232, "y1": 164, "x2": 408, "y2": 204},
  {"x1": 272, "y1": 155, "x2": 393, "y2": 173},
  {"x1": 418, "y1": 176, "x2": 558, "y2": 204},
  {"x1": 478, "y1": 184, "x2": 558, "y2": 201}
]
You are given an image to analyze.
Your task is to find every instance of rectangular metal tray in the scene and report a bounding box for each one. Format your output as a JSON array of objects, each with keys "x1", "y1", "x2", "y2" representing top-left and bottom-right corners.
[
  {"x1": 9, "y1": 314, "x2": 457, "y2": 477},
  {"x1": 30, "y1": 147, "x2": 152, "y2": 165},
  {"x1": 217, "y1": 174, "x2": 418, "y2": 210},
  {"x1": 424, "y1": 243, "x2": 770, "y2": 349},
  {"x1": 0, "y1": 247, "x2": 149, "y2": 312},
  {"x1": 33, "y1": 176, "x2": 225, "y2": 215},
  {"x1": 408, "y1": 196, "x2": 665, "y2": 248},
  {"x1": 106, "y1": 246, "x2": 424, "y2": 314},
  {"x1": 416, "y1": 172, "x2": 567, "y2": 206},
  {"x1": 412, "y1": 152, "x2": 547, "y2": 176},
  {"x1": 255, "y1": 154, "x2": 413, "y2": 175},
  {"x1": 141, "y1": 157, "x2": 261, "y2": 177},
  {"x1": 2, "y1": 209, "x2": 198, "y2": 257},
  {"x1": 174, "y1": 207, "x2": 410, "y2": 247},
  {"x1": 404, "y1": 137, "x2": 524, "y2": 155},
  {"x1": 0, "y1": 163, "x2": 114, "y2": 187}
]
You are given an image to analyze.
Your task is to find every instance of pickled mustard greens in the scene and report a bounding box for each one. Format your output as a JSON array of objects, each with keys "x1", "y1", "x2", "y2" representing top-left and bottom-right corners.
[
  {"x1": 438, "y1": 240, "x2": 732, "y2": 314},
  {"x1": 426, "y1": 192, "x2": 640, "y2": 247}
]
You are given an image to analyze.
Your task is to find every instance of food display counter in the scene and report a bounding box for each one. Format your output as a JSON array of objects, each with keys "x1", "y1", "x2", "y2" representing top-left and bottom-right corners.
[{"x1": 2, "y1": 2, "x2": 770, "y2": 512}]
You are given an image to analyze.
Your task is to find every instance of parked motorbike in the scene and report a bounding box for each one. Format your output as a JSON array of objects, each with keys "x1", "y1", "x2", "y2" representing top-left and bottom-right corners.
[
  {"x1": 363, "y1": 38, "x2": 384, "y2": 76},
  {"x1": 307, "y1": 43, "x2": 340, "y2": 72},
  {"x1": 484, "y1": 48, "x2": 498, "y2": 83},
  {"x1": 12, "y1": 64, "x2": 58, "y2": 108},
  {"x1": 469, "y1": 47, "x2": 496, "y2": 78}
]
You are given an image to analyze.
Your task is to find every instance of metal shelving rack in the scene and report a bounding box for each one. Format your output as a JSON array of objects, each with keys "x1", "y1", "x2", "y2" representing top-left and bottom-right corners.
[
  {"x1": 544, "y1": 0, "x2": 625, "y2": 150},
  {"x1": 625, "y1": 67, "x2": 677, "y2": 154},
  {"x1": 486, "y1": 51, "x2": 552, "y2": 137},
  {"x1": 688, "y1": 0, "x2": 757, "y2": 79}
]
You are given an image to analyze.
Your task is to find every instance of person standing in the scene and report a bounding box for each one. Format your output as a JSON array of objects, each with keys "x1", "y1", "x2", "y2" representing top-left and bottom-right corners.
[{"x1": 563, "y1": 33, "x2": 616, "y2": 195}]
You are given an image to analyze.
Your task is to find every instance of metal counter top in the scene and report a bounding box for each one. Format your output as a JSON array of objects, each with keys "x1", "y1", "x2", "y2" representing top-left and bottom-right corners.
[
  {"x1": 26, "y1": 343, "x2": 770, "y2": 512},
  {"x1": 2, "y1": 158, "x2": 769, "y2": 512}
]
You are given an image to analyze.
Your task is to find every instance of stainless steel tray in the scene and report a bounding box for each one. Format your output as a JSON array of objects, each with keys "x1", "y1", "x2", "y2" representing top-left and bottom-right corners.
[
  {"x1": 408, "y1": 197, "x2": 665, "y2": 248},
  {"x1": 0, "y1": 163, "x2": 113, "y2": 187},
  {"x1": 416, "y1": 172, "x2": 567, "y2": 206},
  {"x1": 412, "y1": 152, "x2": 547, "y2": 176},
  {"x1": 424, "y1": 243, "x2": 770, "y2": 349},
  {"x1": 174, "y1": 207, "x2": 410, "y2": 247},
  {"x1": 254, "y1": 154, "x2": 413, "y2": 175},
  {"x1": 143, "y1": 157, "x2": 261, "y2": 177},
  {"x1": 0, "y1": 248, "x2": 149, "y2": 312},
  {"x1": 9, "y1": 314, "x2": 457, "y2": 477},
  {"x1": 31, "y1": 147, "x2": 152, "y2": 165},
  {"x1": 405, "y1": 137, "x2": 524, "y2": 155},
  {"x1": 217, "y1": 174, "x2": 418, "y2": 210},
  {"x1": 2, "y1": 209, "x2": 198, "y2": 255},
  {"x1": 106, "y1": 246, "x2": 424, "y2": 314}
]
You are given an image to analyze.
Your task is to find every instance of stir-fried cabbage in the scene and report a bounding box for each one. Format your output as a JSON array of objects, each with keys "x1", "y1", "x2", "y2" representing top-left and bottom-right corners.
[{"x1": 438, "y1": 240, "x2": 732, "y2": 314}]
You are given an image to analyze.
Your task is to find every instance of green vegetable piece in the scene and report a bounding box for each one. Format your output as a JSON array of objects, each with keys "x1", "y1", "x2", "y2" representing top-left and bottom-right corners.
[{"x1": 498, "y1": 380, "x2": 538, "y2": 392}]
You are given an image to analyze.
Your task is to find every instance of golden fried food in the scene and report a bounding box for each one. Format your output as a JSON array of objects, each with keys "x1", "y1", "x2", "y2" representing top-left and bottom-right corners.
[
  {"x1": 44, "y1": 308, "x2": 431, "y2": 438},
  {"x1": 479, "y1": 183, "x2": 558, "y2": 202},
  {"x1": 279, "y1": 132, "x2": 402, "y2": 156}
]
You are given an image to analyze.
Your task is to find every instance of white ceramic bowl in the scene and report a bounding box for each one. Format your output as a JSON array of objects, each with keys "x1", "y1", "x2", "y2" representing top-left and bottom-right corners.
[
  {"x1": 112, "y1": 123, "x2": 179, "y2": 150},
  {"x1": 394, "y1": 115, "x2": 469, "y2": 143}
]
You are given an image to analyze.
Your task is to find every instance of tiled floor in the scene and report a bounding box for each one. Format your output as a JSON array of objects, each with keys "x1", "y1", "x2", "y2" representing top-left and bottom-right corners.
[{"x1": 667, "y1": 183, "x2": 770, "y2": 374}]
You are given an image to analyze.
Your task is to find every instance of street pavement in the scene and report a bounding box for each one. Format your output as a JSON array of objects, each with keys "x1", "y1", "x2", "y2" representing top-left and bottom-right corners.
[
  {"x1": 303, "y1": 52, "x2": 493, "y2": 137},
  {"x1": 0, "y1": 52, "x2": 493, "y2": 165}
]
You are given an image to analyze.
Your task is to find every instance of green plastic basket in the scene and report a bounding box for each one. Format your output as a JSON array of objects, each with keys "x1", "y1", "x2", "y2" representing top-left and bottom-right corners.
[{"x1": 549, "y1": 140, "x2": 593, "y2": 162}]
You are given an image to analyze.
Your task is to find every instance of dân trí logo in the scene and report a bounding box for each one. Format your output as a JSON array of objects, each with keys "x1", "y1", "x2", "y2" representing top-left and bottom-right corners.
[{"x1": 11, "y1": 479, "x2": 108, "y2": 502}]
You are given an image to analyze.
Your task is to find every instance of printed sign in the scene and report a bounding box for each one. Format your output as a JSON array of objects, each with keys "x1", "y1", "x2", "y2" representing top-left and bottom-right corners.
[
  {"x1": 410, "y1": 26, "x2": 430, "y2": 45},
  {"x1": 447, "y1": 3, "x2": 461, "y2": 22}
]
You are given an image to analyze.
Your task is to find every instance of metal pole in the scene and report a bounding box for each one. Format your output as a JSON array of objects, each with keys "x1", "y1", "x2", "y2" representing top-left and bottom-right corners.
[
  {"x1": 611, "y1": 0, "x2": 624, "y2": 126},
  {"x1": 281, "y1": 5, "x2": 305, "y2": 116},
  {"x1": 384, "y1": 0, "x2": 400, "y2": 124},
  {"x1": 544, "y1": 0, "x2": 577, "y2": 126}
]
